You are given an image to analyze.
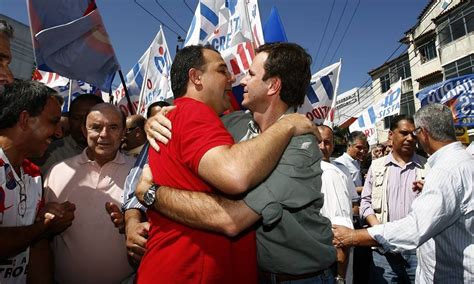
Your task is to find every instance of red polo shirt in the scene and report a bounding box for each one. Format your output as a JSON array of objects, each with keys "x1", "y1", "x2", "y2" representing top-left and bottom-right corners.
[{"x1": 137, "y1": 97, "x2": 257, "y2": 284}]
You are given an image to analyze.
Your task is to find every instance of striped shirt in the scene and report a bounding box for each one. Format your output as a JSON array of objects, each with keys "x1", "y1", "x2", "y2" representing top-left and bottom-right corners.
[{"x1": 367, "y1": 142, "x2": 473, "y2": 283}]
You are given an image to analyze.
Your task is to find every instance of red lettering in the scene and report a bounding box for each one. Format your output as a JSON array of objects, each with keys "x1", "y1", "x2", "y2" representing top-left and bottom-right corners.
[
  {"x1": 306, "y1": 112, "x2": 314, "y2": 121},
  {"x1": 229, "y1": 57, "x2": 241, "y2": 75}
]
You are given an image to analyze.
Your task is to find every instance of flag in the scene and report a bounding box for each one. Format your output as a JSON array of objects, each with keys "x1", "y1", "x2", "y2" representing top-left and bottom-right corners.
[
  {"x1": 27, "y1": 0, "x2": 120, "y2": 91},
  {"x1": 185, "y1": 0, "x2": 264, "y2": 106},
  {"x1": 416, "y1": 74, "x2": 474, "y2": 127},
  {"x1": 247, "y1": 0, "x2": 265, "y2": 47},
  {"x1": 349, "y1": 78, "x2": 402, "y2": 144},
  {"x1": 298, "y1": 62, "x2": 341, "y2": 125},
  {"x1": 113, "y1": 27, "x2": 173, "y2": 116},
  {"x1": 263, "y1": 6, "x2": 287, "y2": 43},
  {"x1": 32, "y1": 69, "x2": 101, "y2": 112}
]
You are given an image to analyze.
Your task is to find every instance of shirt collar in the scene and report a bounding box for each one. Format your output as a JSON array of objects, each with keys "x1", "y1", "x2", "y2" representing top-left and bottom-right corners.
[
  {"x1": 384, "y1": 152, "x2": 423, "y2": 168},
  {"x1": 78, "y1": 148, "x2": 126, "y2": 165},
  {"x1": 427, "y1": 141, "x2": 462, "y2": 167},
  {"x1": 246, "y1": 108, "x2": 295, "y2": 137}
]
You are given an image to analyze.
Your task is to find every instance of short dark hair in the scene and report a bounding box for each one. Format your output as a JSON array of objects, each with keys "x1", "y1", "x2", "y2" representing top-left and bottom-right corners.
[
  {"x1": 146, "y1": 100, "x2": 170, "y2": 118},
  {"x1": 256, "y1": 42, "x2": 312, "y2": 108},
  {"x1": 390, "y1": 114, "x2": 414, "y2": 131},
  {"x1": 0, "y1": 20, "x2": 14, "y2": 39},
  {"x1": 170, "y1": 45, "x2": 218, "y2": 99},
  {"x1": 69, "y1": 93, "x2": 104, "y2": 115},
  {"x1": 0, "y1": 80, "x2": 60, "y2": 129},
  {"x1": 348, "y1": 131, "x2": 367, "y2": 146}
]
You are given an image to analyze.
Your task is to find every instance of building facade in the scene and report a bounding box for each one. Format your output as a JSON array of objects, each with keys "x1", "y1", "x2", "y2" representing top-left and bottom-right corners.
[{"x1": 368, "y1": 0, "x2": 473, "y2": 143}]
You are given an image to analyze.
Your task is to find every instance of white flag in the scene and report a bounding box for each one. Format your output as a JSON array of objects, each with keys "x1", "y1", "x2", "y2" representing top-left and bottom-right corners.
[
  {"x1": 349, "y1": 78, "x2": 403, "y2": 144},
  {"x1": 185, "y1": 0, "x2": 262, "y2": 85},
  {"x1": 298, "y1": 62, "x2": 341, "y2": 125},
  {"x1": 114, "y1": 26, "x2": 173, "y2": 116}
]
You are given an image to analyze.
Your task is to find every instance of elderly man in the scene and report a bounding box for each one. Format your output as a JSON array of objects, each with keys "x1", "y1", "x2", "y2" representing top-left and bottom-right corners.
[
  {"x1": 0, "y1": 20, "x2": 14, "y2": 87},
  {"x1": 360, "y1": 115, "x2": 429, "y2": 283},
  {"x1": 131, "y1": 43, "x2": 334, "y2": 283},
  {"x1": 38, "y1": 93, "x2": 103, "y2": 174},
  {"x1": 44, "y1": 103, "x2": 134, "y2": 284},
  {"x1": 122, "y1": 114, "x2": 147, "y2": 157},
  {"x1": 0, "y1": 80, "x2": 75, "y2": 283},
  {"x1": 333, "y1": 103, "x2": 474, "y2": 283}
]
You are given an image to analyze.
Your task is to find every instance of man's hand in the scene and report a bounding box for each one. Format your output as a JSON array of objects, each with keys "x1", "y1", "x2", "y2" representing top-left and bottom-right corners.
[
  {"x1": 145, "y1": 106, "x2": 175, "y2": 151},
  {"x1": 412, "y1": 179, "x2": 424, "y2": 193},
  {"x1": 124, "y1": 209, "x2": 150, "y2": 266},
  {"x1": 332, "y1": 224, "x2": 355, "y2": 248},
  {"x1": 38, "y1": 201, "x2": 75, "y2": 235},
  {"x1": 278, "y1": 113, "x2": 321, "y2": 141},
  {"x1": 105, "y1": 202, "x2": 125, "y2": 234},
  {"x1": 136, "y1": 164, "x2": 154, "y2": 205}
]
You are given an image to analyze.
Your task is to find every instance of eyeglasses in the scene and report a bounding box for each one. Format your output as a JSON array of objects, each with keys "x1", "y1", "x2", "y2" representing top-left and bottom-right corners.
[
  {"x1": 4, "y1": 164, "x2": 27, "y2": 218},
  {"x1": 412, "y1": 127, "x2": 422, "y2": 137}
]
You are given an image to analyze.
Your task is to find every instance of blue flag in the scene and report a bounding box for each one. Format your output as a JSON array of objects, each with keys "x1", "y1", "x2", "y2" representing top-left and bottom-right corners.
[
  {"x1": 27, "y1": 0, "x2": 120, "y2": 91},
  {"x1": 263, "y1": 6, "x2": 288, "y2": 43}
]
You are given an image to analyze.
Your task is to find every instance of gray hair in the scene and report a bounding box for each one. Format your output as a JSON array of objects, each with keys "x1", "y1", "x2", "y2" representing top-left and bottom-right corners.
[
  {"x1": 348, "y1": 131, "x2": 367, "y2": 146},
  {"x1": 413, "y1": 103, "x2": 456, "y2": 142},
  {"x1": 0, "y1": 20, "x2": 14, "y2": 39}
]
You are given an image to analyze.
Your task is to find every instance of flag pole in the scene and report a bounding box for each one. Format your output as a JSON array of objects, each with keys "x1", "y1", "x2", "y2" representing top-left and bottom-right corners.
[
  {"x1": 244, "y1": 0, "x2": 258, "y2": 50},
  {"x1": 137, "y1": 50, "x2": 151, "y2": 115},
  {"x1": 118, "y1": 70, "x2": 135, "y2": 115},
  {"x1": 67, "y1": 79, "x2": 73, "y2": 112}
]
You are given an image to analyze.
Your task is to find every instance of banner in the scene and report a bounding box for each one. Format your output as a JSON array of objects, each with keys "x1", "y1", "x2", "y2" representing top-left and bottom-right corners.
[
  {"x1": 32, "y1": 69, "x2": 100, "y2": 112},
  {"x1": 113, "y1": 26, "x2": 173, "y2": 115},
  {"x1": 27, "y1": 0, "x2": 120, "y2": 91},
  {"x1": 349, "y1": 79, "x2": 402, "y2": 145},
  {"x1": 185, "y1": 0, "x2": 262, "y2": 86},
  {"x1": 416, "y1": 74, "x2": 474, "y2": 127},
  {"x1": 298, "y1": 62, "x2": 341, "y2": 125}
]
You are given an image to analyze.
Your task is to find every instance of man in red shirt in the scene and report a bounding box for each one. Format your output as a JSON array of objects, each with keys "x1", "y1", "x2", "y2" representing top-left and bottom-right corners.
[{"x1": 135, "y1": 45, "x2": 318, "y2": 284}]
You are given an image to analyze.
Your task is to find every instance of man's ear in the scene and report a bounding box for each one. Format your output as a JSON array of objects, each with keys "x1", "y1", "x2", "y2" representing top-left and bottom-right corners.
[
  {"x1": 267, "y1": 77, "x2": 282, "y2": 96},
  {"x1": 388, "y1": 130, "x2": 393, "y2": 141},
  {"x1": 82, "y1": 124, "x2": 87, "y2": 140},
  {"x1": 18, "y1": 110, "x2": 30, "y2": 131},
  {"x1": 189, "y1": 68, "x2": 203, "y2": 87}
]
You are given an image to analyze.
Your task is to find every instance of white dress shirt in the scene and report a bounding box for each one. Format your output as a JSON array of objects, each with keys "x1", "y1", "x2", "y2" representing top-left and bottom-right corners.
[{"x1": 367, "y1": 142, "x2": 473, "y2": 283}]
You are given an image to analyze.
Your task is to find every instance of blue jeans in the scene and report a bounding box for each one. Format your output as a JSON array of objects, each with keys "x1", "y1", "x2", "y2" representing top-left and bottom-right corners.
[
  {"x1": 259, "y1": 269, "x2": 334, "y2": 284},
  {"x1": 369, "y1": 250, "x2": 417, "y2": 284}
]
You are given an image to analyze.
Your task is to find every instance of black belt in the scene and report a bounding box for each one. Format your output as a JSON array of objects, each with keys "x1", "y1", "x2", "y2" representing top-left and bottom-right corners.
[{"x1": 259, "y1": 269, "x2": 328, "y2": 283}]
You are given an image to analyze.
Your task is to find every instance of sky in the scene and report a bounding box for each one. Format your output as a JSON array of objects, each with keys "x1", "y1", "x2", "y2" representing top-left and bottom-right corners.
[{"x1": 0, "y1": 0, "x2": 429, "y2": 93}]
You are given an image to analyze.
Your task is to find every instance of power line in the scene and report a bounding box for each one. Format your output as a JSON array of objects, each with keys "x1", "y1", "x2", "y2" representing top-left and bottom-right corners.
[
  {"x1": 328, "y1": 0, "x2": 361, "y2": 64},
  {"x1": 312, "y1": 0, "x2": 335, "y2": 69},
  {"x1": 183, "y1": 0, "x2": 195, "y2": 15},
  {"x1": 318, "y1": 0, "x2": 349, "y2": 70},
  {"x1": 353, "y1": 0, "x2": 464, "y2": 113},
  {"x1": 154, "y1": 0, "x2": 188, "y2": 34},
  {"x1": 133, "y1": 0, "x2": 182, "y2": 37},
  {"x1": 353, "y1": 0, "x2": 444, "y2": 97}
]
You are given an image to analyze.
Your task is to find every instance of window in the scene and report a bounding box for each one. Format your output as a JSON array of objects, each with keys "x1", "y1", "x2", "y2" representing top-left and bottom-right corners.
[
  {"x1": 444, "y1": 54, "x2": 474, "y2": 79},
  {"x1": 380, "y1": 74, "x2": 390, "y2": 93},
  {"x1": 418, "y1": 40, "x2": 438, "y2": 63},
  {"x1": 438, "y1": 2, "x2": 474, "y2": 46}
]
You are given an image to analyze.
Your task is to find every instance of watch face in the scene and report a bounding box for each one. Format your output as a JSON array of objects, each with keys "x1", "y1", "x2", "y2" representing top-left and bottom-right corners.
[{"x1": 144, "y1": 189, "x2": 156, "y2": 206}]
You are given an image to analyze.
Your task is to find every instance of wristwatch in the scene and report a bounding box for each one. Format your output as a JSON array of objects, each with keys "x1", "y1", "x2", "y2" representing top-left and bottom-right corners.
[
  {"x1": 143, "y1": 184, "x2": 159, "y2": 207},
  {"x1": 335, "y1": 276, "x2": 345, "y2": 284}
]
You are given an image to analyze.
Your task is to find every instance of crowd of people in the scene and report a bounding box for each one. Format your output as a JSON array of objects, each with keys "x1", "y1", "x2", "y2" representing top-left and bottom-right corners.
[{"x1": 0, "y1": 18, "x2": 473, "y2": 284}]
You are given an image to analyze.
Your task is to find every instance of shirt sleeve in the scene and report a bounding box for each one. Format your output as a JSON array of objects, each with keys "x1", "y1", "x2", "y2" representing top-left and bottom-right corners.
[
  {"x1": 243, "y1": 135, "x2": 323, "y2": 226},
  {"x1": 367, "y1": 167, "x2": 462, "y2": 253},
  {"x1": 122, "y1": 144, "x2": 149, "y2": 212},
  {"x1": 178, "y1": 103, "x2": 234, "y2": 174},
  {"x1": 320, "y1": 169, "x2": 354, "y2": 229},
  {"x1": 360, "y1": 166, "x2": 375, "y2": 219}
]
